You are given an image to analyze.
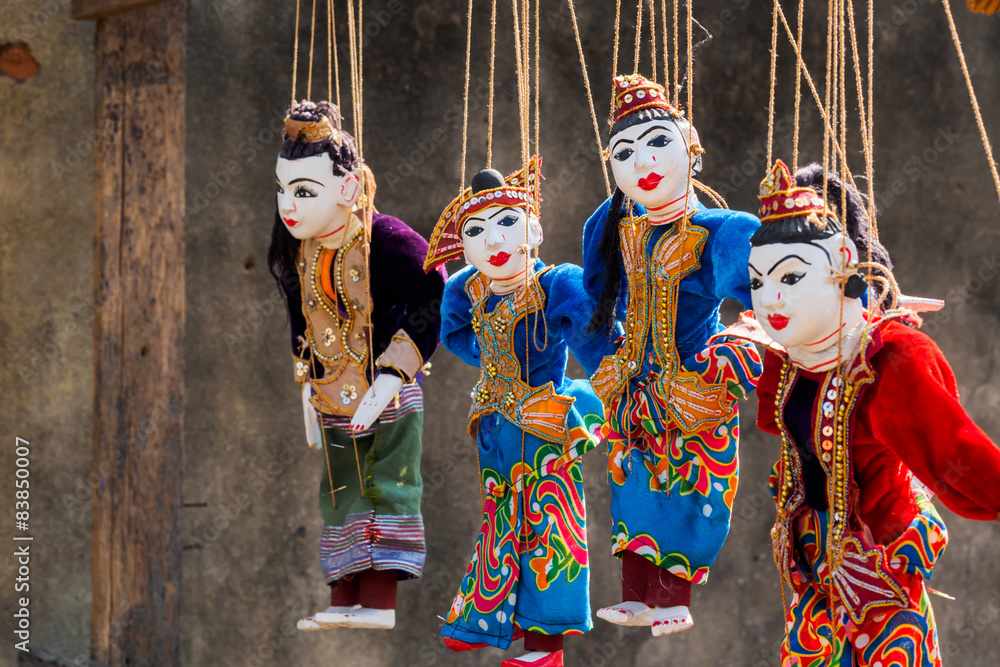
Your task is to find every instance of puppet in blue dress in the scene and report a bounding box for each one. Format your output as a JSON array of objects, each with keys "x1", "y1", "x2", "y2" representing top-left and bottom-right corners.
[
  {"x1": 424, "y1": 157, "x2": 620, "y2": 667},
  {"x1": 583, "y1": 75, "x2": 763, "y2": 636}
]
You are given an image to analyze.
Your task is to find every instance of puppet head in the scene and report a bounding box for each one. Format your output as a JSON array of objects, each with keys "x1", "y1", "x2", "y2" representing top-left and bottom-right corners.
[
  {"x1": 425, "y1": 157, "x2": 542, "y2": 288},
  {"x1": 750, "y1": 160, "x2": 884, "y2": 353},
  {"x1": 607, "y1": 74, "x2": 702, "y2": 216},
  {"x1": 274, "y1": 100, "x2": 362, "y2": 246}
]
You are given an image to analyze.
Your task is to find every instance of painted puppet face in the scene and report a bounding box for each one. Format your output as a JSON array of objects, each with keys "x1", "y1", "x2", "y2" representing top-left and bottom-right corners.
[
  {"x1": 275, "y1": 154, "x2": 361, "y2": 246},
  {"x1": 608, "y1": 117, "x2": 698, "y2": 212},
  {"x1": 461, "y1": 204, "x2": 542, "y2": 281},
  {"x1": 749, "y1": 233, "x2": 860, "y2": 350}
]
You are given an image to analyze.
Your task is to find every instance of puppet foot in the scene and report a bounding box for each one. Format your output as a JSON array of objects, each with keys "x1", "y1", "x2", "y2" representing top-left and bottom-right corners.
[
  {"x1": 444, "y1": 629, "x2": 524, "y2": 652},
  {"x1": 297, "y1": 606, "x2": 359, "y2": 631},
  {"x1": 500, "y1": 650, "x2": 563, "y2": 667},
  {"x1": 315, "y1": 607, "x2": 395, "y2": 630},
  {"x1": 596, "y1": 601, "x2": 655, "y2": 626},
  {"x1": 650, "y1": 606, "x2": 693, "y2": 637}
]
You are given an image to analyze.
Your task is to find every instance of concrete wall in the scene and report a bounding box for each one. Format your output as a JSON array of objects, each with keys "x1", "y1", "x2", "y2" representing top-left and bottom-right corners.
[{"x1": 2, "y1": 1, "x2": 999, "y2": 665}]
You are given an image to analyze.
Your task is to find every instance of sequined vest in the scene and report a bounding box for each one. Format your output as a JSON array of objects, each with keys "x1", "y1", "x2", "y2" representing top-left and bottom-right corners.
[
  {"x1": 590, "y1": 214, "x2": 732, "y2": 434},
  {"x1": 770, "y1": 328, "x2": 911, "y2": 624},
  {"x1": 297, "y1": 226, "x2": 372, "y2": 416},
  {"x1": 465, "y1": 269, "x2": 575, "y2": 444}
]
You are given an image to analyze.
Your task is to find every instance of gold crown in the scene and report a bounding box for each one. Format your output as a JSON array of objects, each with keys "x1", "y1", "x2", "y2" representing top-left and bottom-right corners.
[{"x1": 284, "y1": 116, "x2": 343, "y2": 146}]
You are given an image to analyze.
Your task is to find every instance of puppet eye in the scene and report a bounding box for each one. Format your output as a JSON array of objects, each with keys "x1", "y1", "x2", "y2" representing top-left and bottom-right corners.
[
  {"x1": 614, "y1": 147, "x2": 634, "y2": 162},
  {"x1": 498, "y1": 215, "x2": 518, "y2": 227},
  {"x1": 295, "y1": 186, "x2": 318, "y2": 198},
  {"x1": 750, "y1": 278, "x2": 763, "y2": 291},
  {"x1": 781, "y1": 272, "x2": 804, "y2": 286},
  {"x1": 464, "y1": 225, "x2": 484, "y2": 238},
  {"x1": 647, "y1": 134, "x2": 670, "y2": 148}
]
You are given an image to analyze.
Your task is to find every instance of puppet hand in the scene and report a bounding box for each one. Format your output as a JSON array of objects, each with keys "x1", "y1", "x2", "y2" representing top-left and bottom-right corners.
[
  {"x1": 349, "y1": 374, "x2": 404, "y2": 432},
  {"x1": 302, "y1": 383, "x2": 323, "y2": 450}
]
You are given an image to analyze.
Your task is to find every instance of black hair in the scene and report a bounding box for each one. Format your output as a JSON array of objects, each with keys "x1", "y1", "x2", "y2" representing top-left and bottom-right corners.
[
  {"x1": 267, "y1": 100, "x2": 360, "y2": 289},
  {"x1": 750, "y1": 163, "x2": 895, "y2": 305},
  {"x1": 471, "y1": 168, "x2": 505, "y2": 193},
  {"x1": 588, "y1": 107, "x2": 692, "y2": 337}
]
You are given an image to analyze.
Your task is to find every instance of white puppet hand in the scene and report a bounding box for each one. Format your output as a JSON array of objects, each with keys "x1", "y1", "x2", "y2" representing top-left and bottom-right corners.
[
  {"x1": 349, "y1": 373, "x2": 404, "y2": 432},
  {"x1": 302, "y1": 383, "x2": 323, "y2": 450}
]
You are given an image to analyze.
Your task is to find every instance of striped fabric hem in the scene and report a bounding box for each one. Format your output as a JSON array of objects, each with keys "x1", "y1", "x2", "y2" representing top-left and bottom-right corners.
[
  {"x1": 318, "y1": 381, "x2": 423, "y2": 437},
  {"x1": 320, "y1": 511, "x2": 426, "y2": 581}
]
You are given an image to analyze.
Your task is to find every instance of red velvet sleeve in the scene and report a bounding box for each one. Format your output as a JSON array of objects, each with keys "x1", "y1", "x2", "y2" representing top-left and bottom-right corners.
[
  {"x1": 756, "y1": 349, "x2": 783, "y2": 436},
  {"x1": 865, "y1": 322, "x2": 1000, "y2": 522}
]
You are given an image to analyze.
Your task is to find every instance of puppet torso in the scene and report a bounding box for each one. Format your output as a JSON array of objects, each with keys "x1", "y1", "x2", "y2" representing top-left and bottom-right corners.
[
  {"x1": 465, "y1": 269, "x2": 576, "y2": 444},
  {"x1": 298, "y1": 227, "x2": 372, "y2": 416}
]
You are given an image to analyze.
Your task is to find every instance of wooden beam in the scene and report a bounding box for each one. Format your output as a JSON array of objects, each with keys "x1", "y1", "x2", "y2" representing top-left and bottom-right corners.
[
  {"x1": 72, "y1": 0, "x2": 170, "y2": 20},
  {"x1": 91, "y1": 2, "x2": 185, "y2": 666}
]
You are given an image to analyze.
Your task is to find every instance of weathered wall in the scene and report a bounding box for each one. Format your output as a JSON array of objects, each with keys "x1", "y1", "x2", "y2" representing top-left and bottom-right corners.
[{"x1": 2, "y1": 1, "x2": 1000, "y2": 666}]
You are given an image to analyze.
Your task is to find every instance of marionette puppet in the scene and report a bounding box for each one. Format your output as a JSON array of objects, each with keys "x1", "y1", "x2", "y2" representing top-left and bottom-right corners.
[
  {"x1": 746, "y1": 159, "x2": 1000, "y2": 666},
  {"x1": 267, "y1": 100, "x2": 446, "y2": 631},
  {"x1": 582, "y1": 74, "x2": 763, "y2": 636},
  {"x1": 425, "y1": 158, "x2": 620, "y2": 667}
]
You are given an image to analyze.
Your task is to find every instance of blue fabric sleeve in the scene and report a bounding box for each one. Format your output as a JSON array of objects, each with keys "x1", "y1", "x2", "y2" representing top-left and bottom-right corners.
[
  {"x1": 544, "y1": 263, "x2": 623, "y2": 378},
  {"x1": 581, "y1": 198, "x2": 613, "y2": 305},
  {"x1": 698, "y1": 210, "x2": 761, "y2": 310},
  {"x1": 439, "y1": 265, "x2": 482, "y2": 368}
]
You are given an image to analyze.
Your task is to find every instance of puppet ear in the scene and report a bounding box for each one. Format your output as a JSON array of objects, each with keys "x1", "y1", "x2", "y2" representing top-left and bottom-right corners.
[
  {"x1": 844, "y1": 274, "x2": 867, "y2": 299},
  {"x1": 338, "y1": 168, "x2": 363, "y2": 207},
  {"x1": 527, "y1": 215, "x2": 543, "y2": 248}
]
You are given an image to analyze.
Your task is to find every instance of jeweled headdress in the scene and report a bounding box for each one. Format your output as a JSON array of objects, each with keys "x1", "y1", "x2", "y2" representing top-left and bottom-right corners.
[
  {"x1": 612, "y1": 74, "x2": 680, "y2": 125},
  {"x1": 758, "y1": 159, "x2": 839, "y2": 229},
  {"x1": 424, "y1": 156, "x2": 542, "y2": 272},
  {"x1": 283, "y1": 112, "x2": 343, "y2": 147}
]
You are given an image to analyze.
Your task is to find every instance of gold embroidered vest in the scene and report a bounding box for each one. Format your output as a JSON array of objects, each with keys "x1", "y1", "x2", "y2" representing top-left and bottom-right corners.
[
  {"x1": 298, "y1": 226, "x2": 372, "y2": 416},
  {"x1": 590, "y1": 214, "x2": 733, "y2": 434},
  {"x1": 465, "y1": 270, "x2": 575, "y2": 444}
]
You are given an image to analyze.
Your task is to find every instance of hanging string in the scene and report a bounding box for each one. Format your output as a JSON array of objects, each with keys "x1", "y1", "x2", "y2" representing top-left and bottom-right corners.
[
  {"x1": 660, "y1": 0, "x2": 669, "y2": 91},
  {"x1": 306, "y1": 0, "x2": 318, "y2": 99},
  {"x1": 866, "y1": 0, "x2": 877, "y2": 242},
  {"x1": 941, "y1": 0, "x2": 1000, "y2": 205},
  {"x1": 672, "y1": 0, "x2": 679, "y2": 105},
  {"x1": 649, "y1": 0, "x2": 658, "y2": 83},
  {"x1": 633, "y1": 0, "x2": 643, "y2": 73},
  {"x1": 330, "y1": 0, "x2": 342, "y2": 109},
  {"x1": 568, "y1": 0, "x2": 612, "y2": 195},
  {"x1": 775, "y1": 1, "x2": 853, "y2": 175},
  {"x1": 685, "y1": 0, "x2": 693, "y2": 125},
  {"x1": 792, "y1": 0, "x2": 804, "y2": 167},
  {"x1": 357, "y1": 0, "x2": 365, "y2": 158},
  {"x1": 326, "y1": 0, "x2": 332, "y2": 101},
  {"x1": 612, "y1": 0, "x2": 622, "y2": 109},
  {"x1": 766, "y1": 0, "x2": 779, "y2": 166},
  {"x1": 486, "y1": 0, "x2": 498, "y2": 168},
  {"x1": 292, "y1": 0, "x2": 302, "y2": 103},
  {"x1": 346, "y1": 0, "x2": 358, "y2": 137},
  {"x1": 533, "y1": 0, "x2": 541, "y2": 207},
  {"x1": 459, "y1": 0, "x2": 474, "y2": 189}
]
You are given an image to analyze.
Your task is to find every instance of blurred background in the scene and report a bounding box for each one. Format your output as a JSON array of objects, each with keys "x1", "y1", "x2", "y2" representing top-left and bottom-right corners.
[{"x1": 1, "y1": 0, "x2": 999, "y2": 665}]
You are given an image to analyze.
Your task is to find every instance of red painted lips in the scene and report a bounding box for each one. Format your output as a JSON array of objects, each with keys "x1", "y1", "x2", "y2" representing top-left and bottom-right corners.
[
  {"x1": 488, "y1": 252, "x2": 511, "y2": 267},
  {"x1": 283, "y1": 218, "x2": 298, "y2": 227},
  {"x1": 638, "y1": 173, "x2": 663, "y2": 191},
  {"x1": 768, "y1": 314, "x2": 790, "y2": 330}
]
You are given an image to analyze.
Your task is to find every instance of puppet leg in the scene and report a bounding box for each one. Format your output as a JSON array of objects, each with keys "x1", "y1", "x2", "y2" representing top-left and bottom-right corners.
[{"x1": 506, "y1": 453, "x2": 590, "y2": 666}]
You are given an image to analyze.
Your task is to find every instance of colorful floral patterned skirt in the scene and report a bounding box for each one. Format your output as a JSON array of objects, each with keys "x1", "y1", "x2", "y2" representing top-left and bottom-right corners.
[
  {"x1": 317, "y1": 382, "x2": 425, "y2": 582},
  {"x1": 441, "y1": 412, "x2": 596, "y2": 650},
  {"x1": 779, "y1": 491, "x2": 949, "y2": 667},
  {"x1": 605, "y1": 340, "x2": 760, "y2": 583}
]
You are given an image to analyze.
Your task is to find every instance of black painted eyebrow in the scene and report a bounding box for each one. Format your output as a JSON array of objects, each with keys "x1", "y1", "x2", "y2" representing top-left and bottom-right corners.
[
  {"x1": 289, "y1": 177, "x2": 326, "y2": 186},
  {"x1": 636, "y1": 124, "x2": 673, "y2": 141},
  {"x1": 767, "y1": 254, "x2": 812, "y2": 276},
  {"x1": 749, "y1": 262, "x2": 762, "y2": 276},
  {"x1": 488, "y1": 206, "x2": 519, "y2": 220}
]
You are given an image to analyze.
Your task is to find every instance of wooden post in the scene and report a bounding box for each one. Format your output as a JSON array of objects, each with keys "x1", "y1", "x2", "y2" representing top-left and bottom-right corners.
[{"x1": 88, "y1": 1, "x2": 185, "y2": 666}]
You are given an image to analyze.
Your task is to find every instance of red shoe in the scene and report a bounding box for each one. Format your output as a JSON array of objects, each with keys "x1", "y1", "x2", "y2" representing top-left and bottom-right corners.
[
  {"x1": 500, "y1": 650, "x2": 563, "y2": 667},
  {"x1": 444, "y1": 629, "x2": 524, "y2": 652}
]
